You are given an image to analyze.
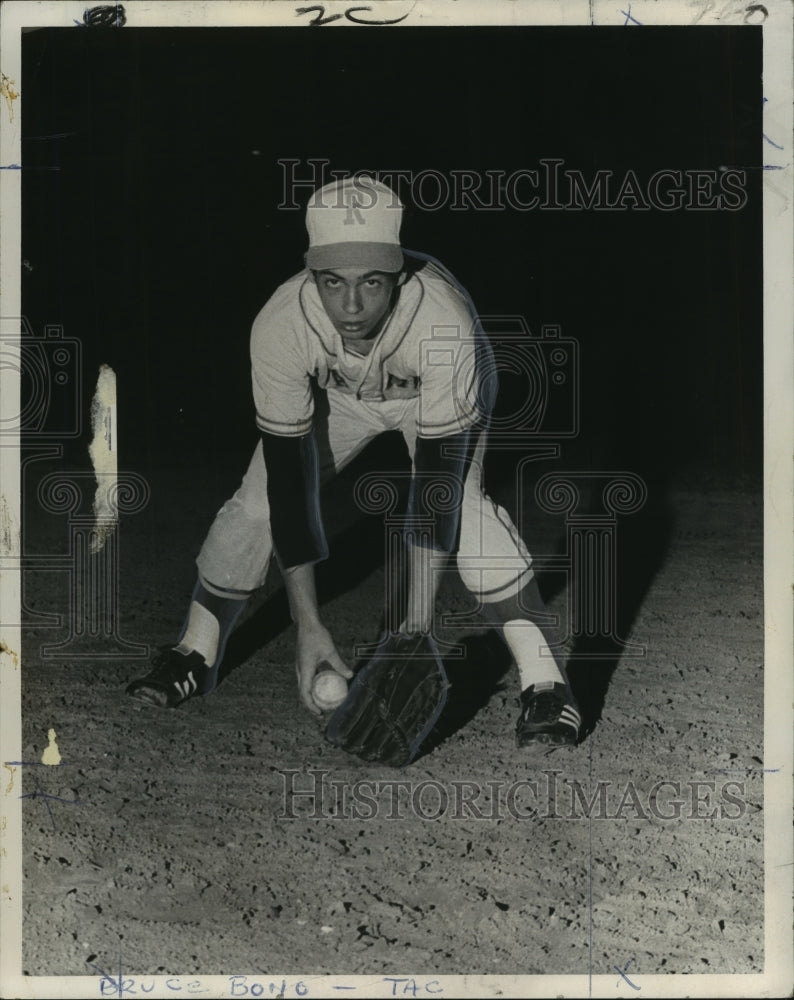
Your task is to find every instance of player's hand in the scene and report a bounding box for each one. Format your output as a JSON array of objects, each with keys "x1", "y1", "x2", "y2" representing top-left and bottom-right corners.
[{"x1": 295, "y1": 623, "x2": 352, "y2": 716}]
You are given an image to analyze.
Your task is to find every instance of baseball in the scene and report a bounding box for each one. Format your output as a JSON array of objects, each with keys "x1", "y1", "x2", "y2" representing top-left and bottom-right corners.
[{"x1": 312, "y1": 669, "x2": 348, "y2": 711}]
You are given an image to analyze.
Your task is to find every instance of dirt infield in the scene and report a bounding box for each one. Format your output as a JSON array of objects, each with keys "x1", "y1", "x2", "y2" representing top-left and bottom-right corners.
[{"x1": 18, "y1": 462, "x2": 764, "y2": 982}]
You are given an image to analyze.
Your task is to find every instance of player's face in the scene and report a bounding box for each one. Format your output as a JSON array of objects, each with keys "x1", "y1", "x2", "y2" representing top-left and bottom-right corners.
[{"x1": 314, "y1": 267, "x2": 401, "y2": 343}]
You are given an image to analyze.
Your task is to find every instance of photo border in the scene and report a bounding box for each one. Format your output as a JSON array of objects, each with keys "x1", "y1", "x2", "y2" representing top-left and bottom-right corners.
[{"x1": 1, "y1": 2, "x2": 791, "y2": 997}]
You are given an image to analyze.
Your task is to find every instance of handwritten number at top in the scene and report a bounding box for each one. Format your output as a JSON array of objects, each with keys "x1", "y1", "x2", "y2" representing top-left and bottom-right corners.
[{"x1": 295, "y1": 5, "x2": 411, "y2": 26}]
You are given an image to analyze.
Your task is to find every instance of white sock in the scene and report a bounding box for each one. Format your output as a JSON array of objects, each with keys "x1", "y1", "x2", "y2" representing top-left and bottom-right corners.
[
  {"x1": 501, "y1": 619, "x2": 566, "y2": 691},
  {"x1": 176, "y1": 601, "x2": 220, "y2": 668}
]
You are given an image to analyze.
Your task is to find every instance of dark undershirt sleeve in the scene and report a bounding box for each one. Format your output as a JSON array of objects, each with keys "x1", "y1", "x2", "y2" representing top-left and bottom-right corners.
[
  {"x1": 407, "y1": 430, "x2": 474, "y2": 552},
  {"x1": 260, "y1": 429, "x2": 328, "y2": 569}
]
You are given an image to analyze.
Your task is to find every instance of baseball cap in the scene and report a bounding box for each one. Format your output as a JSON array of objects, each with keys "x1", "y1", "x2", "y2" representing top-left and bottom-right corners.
[{"x1": 305, "y1": 176, "x2": 404, "y2": 272}]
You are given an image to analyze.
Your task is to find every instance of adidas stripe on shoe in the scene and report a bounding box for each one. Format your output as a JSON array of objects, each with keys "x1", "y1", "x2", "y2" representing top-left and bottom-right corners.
[
  {"x1": 516, "y1": 681, "x2": 581, "y2": 748},
  {"x1": 126, "y1": 645, "x2": 218, "y2": 708}
]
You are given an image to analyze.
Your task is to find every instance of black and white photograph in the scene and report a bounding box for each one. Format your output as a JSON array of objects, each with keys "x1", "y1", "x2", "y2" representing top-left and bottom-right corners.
[{"x1": 1, "y1": 1, "x2": 792, "y2": 997}]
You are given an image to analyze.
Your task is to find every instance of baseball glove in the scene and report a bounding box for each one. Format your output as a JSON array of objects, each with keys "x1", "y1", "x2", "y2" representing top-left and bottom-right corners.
[{"x1": 325, "y1": 632, "x2": 449, "y2": 768}]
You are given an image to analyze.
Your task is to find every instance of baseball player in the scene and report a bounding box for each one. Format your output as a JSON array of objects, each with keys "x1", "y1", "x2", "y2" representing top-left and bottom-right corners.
[{"x1": 127, "y1": 177, "x2": 581, "y2": 749}]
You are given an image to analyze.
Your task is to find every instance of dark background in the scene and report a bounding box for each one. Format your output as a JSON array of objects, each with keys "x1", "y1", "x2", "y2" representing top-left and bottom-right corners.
[{"x1": 21, "y1": 26, "x2": 763, "y2": 489}]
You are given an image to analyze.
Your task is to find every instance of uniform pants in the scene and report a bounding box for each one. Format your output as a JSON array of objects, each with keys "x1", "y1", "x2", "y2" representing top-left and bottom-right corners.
[{"x1": 196, "y1": 391, "x2": 534, "y2": 605}]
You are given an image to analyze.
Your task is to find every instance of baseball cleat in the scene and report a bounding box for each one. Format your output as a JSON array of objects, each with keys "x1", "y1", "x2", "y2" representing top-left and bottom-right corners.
[
  {"x1": 125, "y1": 646, "x2": 217, "y2": 708},
  {"x1": 516, "y1": 681, "x2": 581, "y2": 748}
]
